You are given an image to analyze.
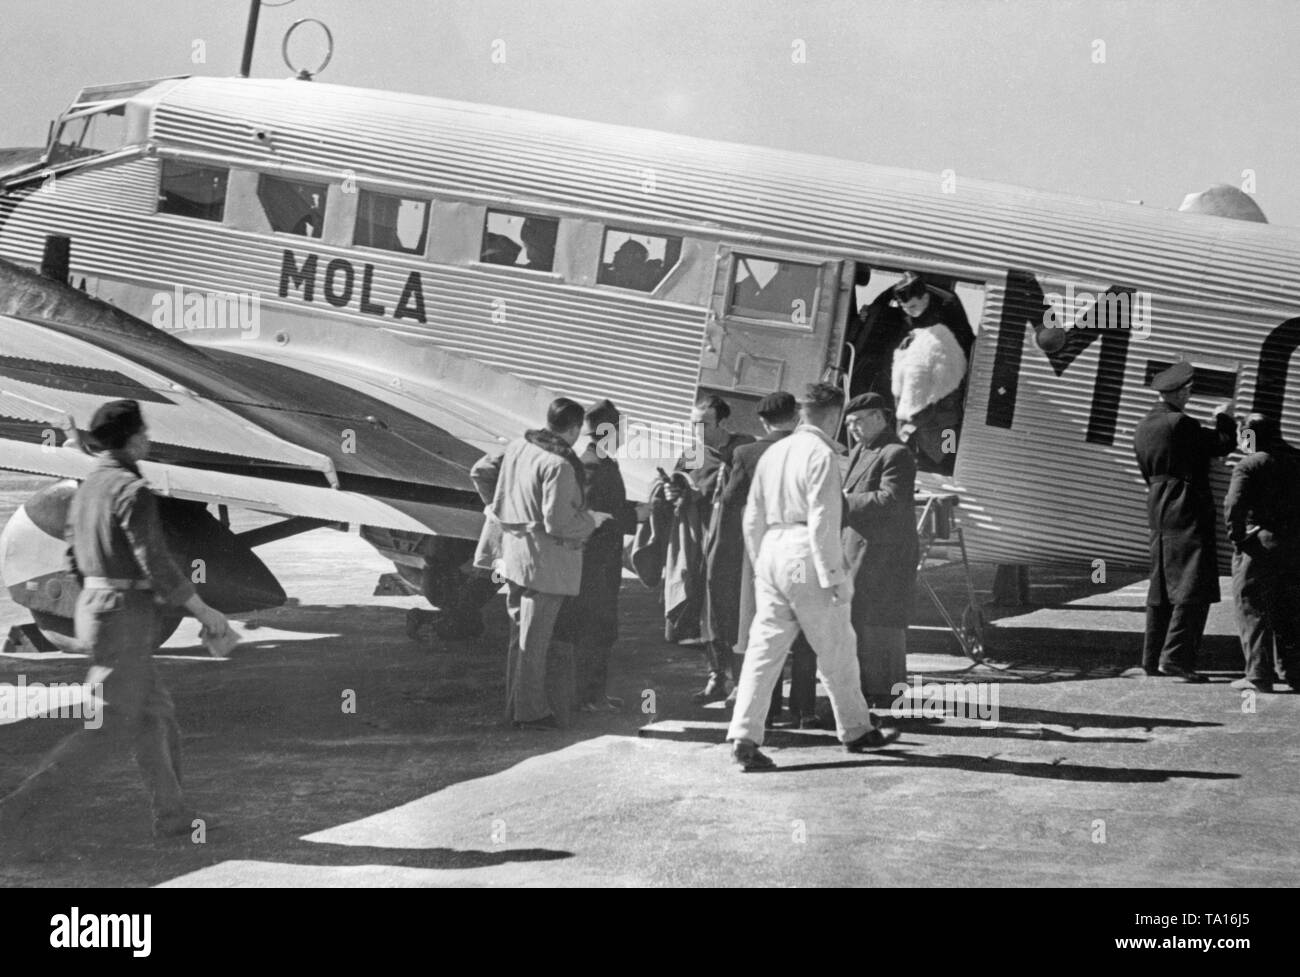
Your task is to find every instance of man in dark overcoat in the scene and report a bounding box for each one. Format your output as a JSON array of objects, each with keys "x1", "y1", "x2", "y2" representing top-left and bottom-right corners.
[
  {"x1": 705, "y1": 392, "x2": 816, "y2": 722},
  {"x1": 669, "y1": 395, "x2": 753, "y2": 700},
  {"x1": 841, "y1": 393, "x2": 919, "y2": 705},
  {"x1": 1132, "y1": 362, "x2": 1235, "y2": 681},
  {"x1": 1224, "y1": 413, "x2": 1300, "y2": 692},
  {"x1": 556, "y1": 399, "x2": 641, "y2": 711}
]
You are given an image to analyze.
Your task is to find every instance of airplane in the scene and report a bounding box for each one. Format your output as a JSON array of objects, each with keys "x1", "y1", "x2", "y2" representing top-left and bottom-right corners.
[{"x1": 0, "y1": 72, "x2": 1297, "y2": 653}]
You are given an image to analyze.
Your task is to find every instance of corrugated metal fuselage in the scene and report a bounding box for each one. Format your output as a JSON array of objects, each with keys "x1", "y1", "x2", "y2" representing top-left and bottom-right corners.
[{"x1": 2, "y1": 76, "x2": 1299, "y2": 573}]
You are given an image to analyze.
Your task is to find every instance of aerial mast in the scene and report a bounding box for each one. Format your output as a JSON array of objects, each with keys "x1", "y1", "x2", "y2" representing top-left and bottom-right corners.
[{"x1": 239, "y1": 0, "x2": 262, "y2": 78}]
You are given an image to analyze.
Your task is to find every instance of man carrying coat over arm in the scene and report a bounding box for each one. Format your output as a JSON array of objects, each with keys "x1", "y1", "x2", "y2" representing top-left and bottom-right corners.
[{"x1": 1131, "y1": 362, "x2": 1235, "y2": 682}]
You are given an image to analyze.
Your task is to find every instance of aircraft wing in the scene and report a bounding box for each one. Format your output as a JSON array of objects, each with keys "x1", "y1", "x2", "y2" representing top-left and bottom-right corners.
[
  {"x1": 0, "y1": 261, "x2": 500, "y2": 537},
  {"x1": 0, "y1": 436, "x2": 480, "y2": 536}
]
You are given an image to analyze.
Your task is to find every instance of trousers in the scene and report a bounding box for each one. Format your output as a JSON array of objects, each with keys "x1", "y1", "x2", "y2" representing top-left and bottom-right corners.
[
  {"x1": 1232, "y1": 548, "x2": 1300, "y2": 685},
  {"x1": 1142, "y1": 602, "x2": 1211, "y2": 672},
  {"x1": 3, "y1": 589, "x2": 188, "y2": 826},
  {"x1": 857, "y1": 625, "x2": 907, "y2": 704},
  {"x1": 765, "y1": 635, "x2": 818, "y2": 718},
  {"x1": 504, "y1": 583, "x2": 573, "y2": 725},
  {"x1": 727, "y1": 526, "x2": 874, "y2": 747}
]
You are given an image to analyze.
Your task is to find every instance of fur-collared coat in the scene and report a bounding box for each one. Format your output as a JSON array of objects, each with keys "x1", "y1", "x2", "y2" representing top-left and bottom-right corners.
[
  {"x1": 472, "y1": 429, "x2": 596, "y2": 596},
  {"x1": 892, "y1": 324, "x2": 967, "y2": 424}
]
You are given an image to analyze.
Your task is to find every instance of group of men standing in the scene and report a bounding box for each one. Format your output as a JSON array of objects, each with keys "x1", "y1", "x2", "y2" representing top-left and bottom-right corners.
[
  {"x1": 1133, "y1": 361, "x2": 1300, "y2": 690},
  {"x1": 9, "y1": 348, "x2": 1299, "y2": 843},
  {"x1": 470, "y1": 397, "x2": 640, "y2": 728},
  {"x1": 472, "y1": 380, "x2": 919, "y2": 770}
]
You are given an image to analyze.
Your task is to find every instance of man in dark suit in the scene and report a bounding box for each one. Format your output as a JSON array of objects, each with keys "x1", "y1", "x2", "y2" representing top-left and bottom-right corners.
[
  {"x1": 1224, "y1": 413, "x2": 1300, "y2": 692},
  {"x1": 704, "y1": 392, "x2": 817, "y2": 723},
  {"x1": 841, "y1": 393, "x2": 919, "y2": 706},
  {"x1": 1131, "y1": 362, "x2": 1235, "y2": 682},
  {"x1": 556, "y1": 399, "x2": 642, "y2": 711}
]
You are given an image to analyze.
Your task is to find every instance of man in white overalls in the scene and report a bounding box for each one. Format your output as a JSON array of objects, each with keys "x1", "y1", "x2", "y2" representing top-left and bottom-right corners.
[{"x1": 727, "y1": 383, "x2": 899, "y2": 770}]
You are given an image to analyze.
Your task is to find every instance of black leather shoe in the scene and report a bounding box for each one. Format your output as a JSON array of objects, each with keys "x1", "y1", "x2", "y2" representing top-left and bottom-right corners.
[
  {"x1": 692, "y1": 673, "x2": 728, "y2": 703},
  {"x1": 1158, "y1": 664, "x2": 1209, "y2": 683},
  {"x1": 731, "y1": 740, "x2": 776, "y2": 772},
  {"x1": 845, "y1": 726, "x2": 900, "y2": 752},
  {"x1": 1120, "y1": 666, "x2": 1158, "y2": 678},
  {"x1": 153, "y1": 812, "x2": 219, "y2": 840},
  {"x1": 513, "y1": 715, "x2": 559, "y2": 730},
  {"x1": 1230, "y1": 677, "x2": 1274, "y2": 692}
]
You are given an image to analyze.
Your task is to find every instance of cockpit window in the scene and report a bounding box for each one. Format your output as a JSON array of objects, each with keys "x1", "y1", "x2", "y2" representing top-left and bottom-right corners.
[
  {"x1": 727, "y1": 255, "x2": 820, "y2": 325},
  {"x1": 257, "y1": 174, "x2": 328, "y2": 238},
  {"x1": 597, "y1": 229, "x2": 681, "y2": 292},
  {"x1": 480, "y1": 210, "x2": 558, "y2": 272},
  {"x1": 48, "y1": 105, "x2": 128, "y2": 166},
  {"x1": 354, "y1": 190, "x2": 429, "y2": 255},
  {"x1": 158, "y1": 160, "x2": 228, "y2": 222}
]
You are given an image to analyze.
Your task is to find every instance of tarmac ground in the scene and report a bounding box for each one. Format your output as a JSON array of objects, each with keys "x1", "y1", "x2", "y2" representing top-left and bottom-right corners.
[{"x1": 1, "y1": 476, "x2": 1296, "y2": 887}]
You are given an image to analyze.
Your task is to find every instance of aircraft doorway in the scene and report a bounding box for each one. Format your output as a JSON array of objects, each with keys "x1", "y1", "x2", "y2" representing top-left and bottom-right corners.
[{"x1": 841, "y1": 264, "x2": 987, "y2": 476}]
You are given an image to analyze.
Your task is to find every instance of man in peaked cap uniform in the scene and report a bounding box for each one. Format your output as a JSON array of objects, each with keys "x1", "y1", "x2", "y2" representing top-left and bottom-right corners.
[
  {"x1": 1131, "y1": 362, "x2": 1236, "y2": 682},
  {"x1": 0, "y1": 399, "x2": 231, "y2": 844}
]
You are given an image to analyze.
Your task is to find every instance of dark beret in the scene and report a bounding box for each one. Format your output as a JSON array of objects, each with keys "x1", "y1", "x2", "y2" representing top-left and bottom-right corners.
[
  {"x1": 1151, "y1": 361, "x2": 1195, "y2": 392},
  {"x1": 756, "y1": 391, "x2": 797, "y2": 419},
  {"x1": 88, "y1": 399, "x2": 144, "y2": 451},
  {"x1": 845, "y1": 392, "x2": 889, "y2": 415}
]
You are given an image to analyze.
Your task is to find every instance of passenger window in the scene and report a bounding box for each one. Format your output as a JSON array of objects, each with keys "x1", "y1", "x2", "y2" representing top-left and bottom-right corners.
[
  {"x1": 597, "y1": 229, "x2": 681, "y2": 292},
  {"x1": 727, "y1": 255, "x2": 820, "y2": 325},
  {"x1": 257, "y1": 174, "x2": 328, "y2": 238},
  {"x1": 354, "y1": 190, "x2": 430, "y2": 255},
  {"x1": 480, "y1": 210, "x2": 558, "y2": 272},
  {"x1": 158, "y1": 160, "x2": 228, "y2": 222}
]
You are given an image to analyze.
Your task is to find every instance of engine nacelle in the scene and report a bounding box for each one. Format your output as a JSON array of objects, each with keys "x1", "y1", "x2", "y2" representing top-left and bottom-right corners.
[{"x1": 1, "y1": 480, "x2": 287, "y2": 650}]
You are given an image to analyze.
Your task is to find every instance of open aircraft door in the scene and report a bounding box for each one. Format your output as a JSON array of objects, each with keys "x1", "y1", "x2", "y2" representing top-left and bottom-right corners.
[{"x1": 698, "y1": 247, "x2": 852, "y2": 430}]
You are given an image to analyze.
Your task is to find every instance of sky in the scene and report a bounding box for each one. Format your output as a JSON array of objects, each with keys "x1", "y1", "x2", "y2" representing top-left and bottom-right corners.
[{"x1": 2, "y1": 0, "x2": 1297, "y2": 225}]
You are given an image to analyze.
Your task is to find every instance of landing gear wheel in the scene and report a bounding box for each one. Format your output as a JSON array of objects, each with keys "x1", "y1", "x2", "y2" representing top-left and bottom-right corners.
[{"x1": 960, "y1": 603, "x2": 988, "y2": 663}]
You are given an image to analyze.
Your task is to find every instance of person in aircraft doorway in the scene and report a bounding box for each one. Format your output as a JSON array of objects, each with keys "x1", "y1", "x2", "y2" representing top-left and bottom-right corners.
[{"x1": 888, "y1": 272, "x2": 975, "y2": 475}]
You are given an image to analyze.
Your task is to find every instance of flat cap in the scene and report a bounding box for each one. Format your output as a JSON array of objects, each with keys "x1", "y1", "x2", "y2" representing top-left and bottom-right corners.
[
  {"x1": 756, "y1": 391, "x2": 797, "y2": 419},
  {"x1": 845, "y1": 392, "x2": 889, "y2": 415},
  {"x1": 1151, "y1": 361, "x2": 1195, "y2": 392},
  {"x1": 87, "y1": 399, "x2": 144, "y2": 451}
]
